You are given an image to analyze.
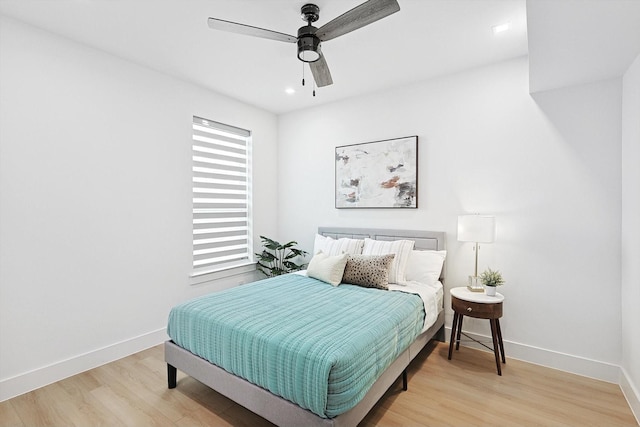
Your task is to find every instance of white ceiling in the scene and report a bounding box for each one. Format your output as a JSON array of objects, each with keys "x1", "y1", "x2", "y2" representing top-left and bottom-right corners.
[
  {"x1": 0, "y1": 0, "x2": 528, "y2": 114},
  {"x1": 2, "y1": 1, "x2": 639, "y2": 114},
  {"x1": 527, "y1": 0, "x2": 640, "y2": 93}
]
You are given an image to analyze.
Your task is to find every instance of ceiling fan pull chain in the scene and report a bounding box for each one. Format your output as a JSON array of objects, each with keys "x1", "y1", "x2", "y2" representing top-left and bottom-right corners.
[
  {"x1": 302, "y1": 62, "x2": 305, "y2": 86},
  {"x1": 313, "y1": 79, "x2": 316, "y2": 97}
]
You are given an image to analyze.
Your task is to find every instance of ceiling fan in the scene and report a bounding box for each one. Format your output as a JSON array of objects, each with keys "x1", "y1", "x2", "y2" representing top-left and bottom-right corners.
[{"x1": 207, "y1": 0, "x2": 401, "y2": 89}]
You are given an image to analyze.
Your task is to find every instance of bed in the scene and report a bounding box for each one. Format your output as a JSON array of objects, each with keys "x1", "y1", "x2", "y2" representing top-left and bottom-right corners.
[{"x1": 165, "y1": 227, "x2": 446, "y2": 427}]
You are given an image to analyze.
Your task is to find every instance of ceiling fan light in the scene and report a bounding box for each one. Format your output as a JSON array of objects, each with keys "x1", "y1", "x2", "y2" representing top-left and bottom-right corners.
[{"x1": 298, "y1": 48, "x2": 320, "y2": 62}]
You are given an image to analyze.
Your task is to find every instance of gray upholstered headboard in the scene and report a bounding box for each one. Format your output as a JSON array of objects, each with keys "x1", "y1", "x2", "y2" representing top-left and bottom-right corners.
[
  {"x1": 318, "y1": 227, "x2": 445, "y2": 251},
  {"x1": 317, "y1": 226, "x2": 446, "y2": 280}
]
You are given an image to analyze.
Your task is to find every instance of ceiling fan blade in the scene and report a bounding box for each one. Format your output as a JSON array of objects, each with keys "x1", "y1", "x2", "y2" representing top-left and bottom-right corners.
[
  {"x1": 316, "y1": 0, "x2": 400, "y2": 42},
  {"x1": 310, "y1": 52, "x2": 333, "y2": 87},
  {"x1": 207, "y1": 18, "x2": 297, "y2": 43}
]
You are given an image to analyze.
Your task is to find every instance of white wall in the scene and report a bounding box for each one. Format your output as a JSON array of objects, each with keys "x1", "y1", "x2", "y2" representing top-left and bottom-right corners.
[
  {"x1": 278, "y1": 57, "x2": 623, "y2": 380},
  {"x1": 0, "y1": 17, "x2": 278, "y2": 401},
  {"x1": 621, "y1": 52, "x2": 640, "y2": 419}
]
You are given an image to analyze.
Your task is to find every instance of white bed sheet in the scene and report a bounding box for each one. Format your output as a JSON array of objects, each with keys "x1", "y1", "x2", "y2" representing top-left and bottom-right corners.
[
  {"x1": 294, "y1": 271, "x2": 443, "y2": 333},
  {"x1": 389, "y1": 280, "x2": 443, "y2": 333}
]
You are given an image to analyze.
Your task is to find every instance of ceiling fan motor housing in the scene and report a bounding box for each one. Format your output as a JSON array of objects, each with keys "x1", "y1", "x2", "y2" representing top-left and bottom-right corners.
[
  {"x1": 297, "y1": 25, "x2": 321, "y2": 62},
  {"x1": 300, "y1": 4, "x2": 320, "y2": 23}
]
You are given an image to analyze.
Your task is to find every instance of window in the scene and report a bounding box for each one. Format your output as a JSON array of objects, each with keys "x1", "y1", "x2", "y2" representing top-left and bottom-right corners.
[{"x1": 192, "y1": 116, "x2": 252, "y2": 275}]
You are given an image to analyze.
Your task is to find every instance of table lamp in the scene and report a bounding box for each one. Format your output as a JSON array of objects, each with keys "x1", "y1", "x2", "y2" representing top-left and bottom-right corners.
[{"x1": 458, "y1": 214, "x2": 496, "y2": 292}]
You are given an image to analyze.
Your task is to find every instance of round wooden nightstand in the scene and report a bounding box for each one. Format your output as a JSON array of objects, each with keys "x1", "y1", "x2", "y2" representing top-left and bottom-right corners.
[{"x1": 448, "y1": 287, "x2": 506, "y2": 375}]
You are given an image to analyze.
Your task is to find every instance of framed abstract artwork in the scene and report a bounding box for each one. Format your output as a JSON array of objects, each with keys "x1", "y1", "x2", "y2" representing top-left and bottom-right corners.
[{"x1": 335, "y1": 136, "x2": 418, "y2": 208}]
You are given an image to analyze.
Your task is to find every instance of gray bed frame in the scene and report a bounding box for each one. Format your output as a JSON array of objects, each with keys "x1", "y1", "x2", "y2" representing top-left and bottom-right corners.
[{"x1": 165, "y1": 227, "x2": 446, "y2": 427}]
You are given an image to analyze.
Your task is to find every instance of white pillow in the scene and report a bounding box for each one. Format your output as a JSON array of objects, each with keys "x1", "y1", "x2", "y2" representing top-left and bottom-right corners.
[
  {"x1": 404, "y1": 250, "x2": 447, "y2": 286},
  {"x1": 323, "y1": 238, "x2": 365, "y2": 256},
  {"x1": 313, "y1": 233, "x2": 334, "y2": 255},
  {"x1": 306, "y1": 251, "x2": 349, "y2": 286},
  {"x1": 362, "y1": 238, "x2": 415, "y2": 284}
]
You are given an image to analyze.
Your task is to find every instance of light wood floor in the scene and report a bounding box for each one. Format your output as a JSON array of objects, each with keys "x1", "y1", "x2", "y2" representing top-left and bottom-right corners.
[{"x1": 1, "y1": 341, "x2": 637, "y2": 426}]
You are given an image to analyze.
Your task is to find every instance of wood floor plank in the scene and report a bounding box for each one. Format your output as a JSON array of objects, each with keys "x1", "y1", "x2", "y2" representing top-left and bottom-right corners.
[
  {"x1": 56, "y1": 371, "x2": 125, "y2": 426},
  {"x1": 90, "y1": 384, "x2": 161, "y2": 426},
  {"x1": 2, "y1": 341, "x2": 637, "y2": 426},
  {"x1": 87, "y1": 363, "x2": 174, "y2": 426},
  {"x1": 175, "y1": 407, "x2": 236, "y2": 427},
  {"x1": 104, "y1": 355, "x2": 216, "y2": 423},
  {"x1": 7, "y1": 381, "x2": 100, "y2": 427},
  {"x1": 0, "y1": 400, "x2": 24, "y2": 427}
]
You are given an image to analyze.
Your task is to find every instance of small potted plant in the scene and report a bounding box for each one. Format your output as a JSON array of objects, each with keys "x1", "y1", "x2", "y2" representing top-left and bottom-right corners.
[{"x1": 479, "y1": 268, "x2": 505, "y2": 296}]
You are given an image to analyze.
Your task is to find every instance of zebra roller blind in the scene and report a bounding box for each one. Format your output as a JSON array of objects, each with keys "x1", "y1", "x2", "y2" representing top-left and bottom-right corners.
[{"x1": 192, "y1": 116, "x2": 252, "y2": 273}]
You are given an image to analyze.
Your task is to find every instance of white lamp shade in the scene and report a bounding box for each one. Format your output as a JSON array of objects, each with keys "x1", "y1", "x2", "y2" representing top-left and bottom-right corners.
[{"x1": 457, "y1": 215, "x2": 495, "y2": 243}]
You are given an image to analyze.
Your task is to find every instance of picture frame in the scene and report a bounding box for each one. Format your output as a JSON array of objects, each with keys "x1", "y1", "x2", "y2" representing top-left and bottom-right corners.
[{"x1": 335, "y1": 136, "x2": 418, "y2": 209}]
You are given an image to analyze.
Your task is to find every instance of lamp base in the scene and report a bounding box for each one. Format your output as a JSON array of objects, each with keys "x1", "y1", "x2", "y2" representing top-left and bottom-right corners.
[{"x1": 467, "y1": 276, "x2": 484, "y2": 292}]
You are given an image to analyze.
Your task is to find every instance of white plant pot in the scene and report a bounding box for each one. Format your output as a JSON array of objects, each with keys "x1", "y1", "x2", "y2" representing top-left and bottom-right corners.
[{"x1": 485, "y1": 286, "x2": 497, "y2": 296}]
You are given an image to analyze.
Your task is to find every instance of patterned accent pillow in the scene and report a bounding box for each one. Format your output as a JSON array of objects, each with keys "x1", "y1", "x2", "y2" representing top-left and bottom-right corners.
[
  {"x1": 362, "y1": 238, "x2": 415, "y2": 284},
  {"x1": 342, "y1": 254, "x2": 395, "y2": 290}
]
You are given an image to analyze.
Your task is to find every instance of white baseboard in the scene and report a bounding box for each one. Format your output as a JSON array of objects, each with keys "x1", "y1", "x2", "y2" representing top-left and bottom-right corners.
[
  {"x1": 444, "y1": 326, "x2": 620, "y2": 383},
  {"x1": 0, "y1": 328, "x2": 168, "y2": 402},
  {"x1": 620, "y1": 367, "x2": 640, "y2": 424}
]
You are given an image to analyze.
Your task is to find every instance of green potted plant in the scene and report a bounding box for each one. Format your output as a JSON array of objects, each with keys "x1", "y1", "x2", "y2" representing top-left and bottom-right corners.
[
  {"x1": 479, "y1": 268, "x2": 505, "y2": 296},
  {"x1": 255, "y1": 236, "x2": 308, "y2": 278}
]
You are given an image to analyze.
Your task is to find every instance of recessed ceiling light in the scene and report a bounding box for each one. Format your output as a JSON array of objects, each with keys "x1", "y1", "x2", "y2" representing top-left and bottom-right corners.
[
  {"x1": 492, "y1": 22, "x2": 511, "y2": 34},
  {"x1": 285, "y1": 87, "x2": 296, "y2": 95}
]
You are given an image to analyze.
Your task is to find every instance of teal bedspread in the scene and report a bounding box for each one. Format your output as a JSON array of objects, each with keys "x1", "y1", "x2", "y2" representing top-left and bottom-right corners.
[{"x1": 167, "y1": 274, "x2": 424, "y2": 418}]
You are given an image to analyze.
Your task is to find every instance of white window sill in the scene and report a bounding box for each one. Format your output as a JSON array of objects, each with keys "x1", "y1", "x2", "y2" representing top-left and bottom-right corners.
[{"x1": 190, "y1": 262, "x2": 257, "y2": 285}]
